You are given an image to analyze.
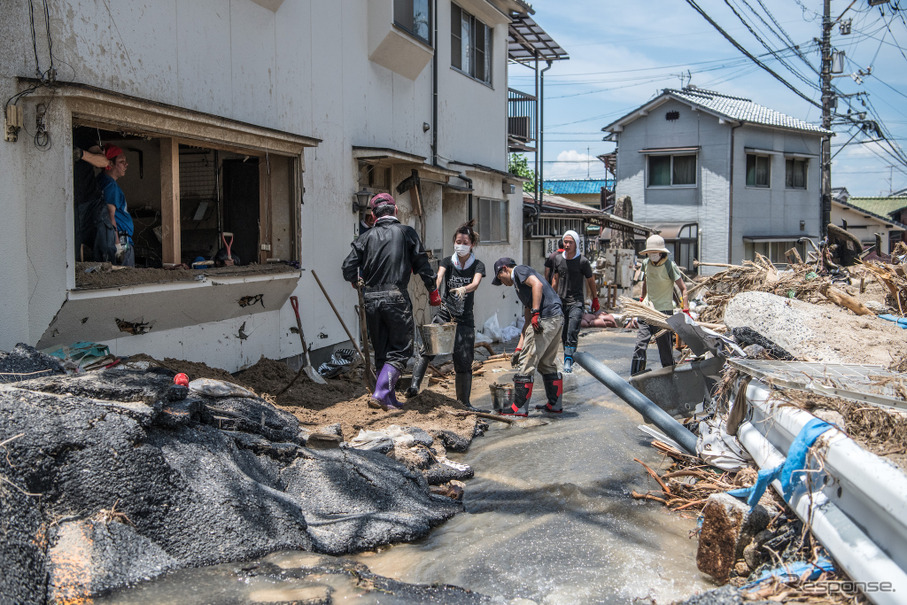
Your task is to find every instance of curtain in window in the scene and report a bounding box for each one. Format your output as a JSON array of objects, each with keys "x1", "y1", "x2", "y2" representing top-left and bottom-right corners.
[
  {"x1": 786, "y1": 159, "x2": 806, "y2": 188},
  {"x1": 451, "y1": 5, "x2": 462, "y2": 70},
  {"x1": 649, "y1": 156, "x2": 670, "y2": 186},
  {"x1": 746, "y1": 155, "x2": 770, "y2": 187},
  {"x1": 673, "y1": 155, "x2": 696, "y2": 185}
]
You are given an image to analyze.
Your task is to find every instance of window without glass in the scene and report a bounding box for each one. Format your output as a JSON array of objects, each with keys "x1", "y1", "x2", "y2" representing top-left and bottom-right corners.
[
  {"x1": 746, "y1": 154, "x2": 771, "y2": 187},
  {"x1": 451, "y1": 3, "x2": 492, "y2": 84},
  {"x1": 478, "y1": 198, "x2": 508, "y2": 243},
  {"x1": 394, "y1": 0, "x2": 431, "y2": 45},
  {"x1": 785, "y1": 158, "x2": 807, "y2": 189},
  {"x1": 647, "y1": 154, "x2": 697, "y2": 187}
]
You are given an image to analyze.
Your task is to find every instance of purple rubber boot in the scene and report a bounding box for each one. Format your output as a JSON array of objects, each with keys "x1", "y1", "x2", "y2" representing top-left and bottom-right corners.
[{"x1": 368, "y1": 364, "x2": 403, "y2": 411}]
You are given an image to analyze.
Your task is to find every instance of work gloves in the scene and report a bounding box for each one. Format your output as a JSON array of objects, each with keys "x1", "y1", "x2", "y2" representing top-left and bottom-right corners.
[
  {"x1": 590, "y1": 297, "x2": 600, "y2": 313},
  {"x1": 429, "y1": 289, "x2": 442, "y2": 307},
  {"x1": 531, "y1": 311, "x2": 542, "y2": 333},
  {"x1": 511, "y1": 348, "x2": 521, "y2": 368},
  {"x1": 450, "y1": 286, "x2": 467, "y2": 299}
]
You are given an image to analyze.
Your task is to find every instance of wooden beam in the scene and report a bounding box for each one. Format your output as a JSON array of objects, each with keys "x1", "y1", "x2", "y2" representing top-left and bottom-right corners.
[{"x1": 160, "y1": 138, "x2": 180, "y2": 265}]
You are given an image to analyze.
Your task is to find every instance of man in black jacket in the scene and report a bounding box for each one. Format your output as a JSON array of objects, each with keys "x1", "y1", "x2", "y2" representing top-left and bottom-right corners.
[{"x1": 342, "y1": 193, "x2": 441, "y2": 410}]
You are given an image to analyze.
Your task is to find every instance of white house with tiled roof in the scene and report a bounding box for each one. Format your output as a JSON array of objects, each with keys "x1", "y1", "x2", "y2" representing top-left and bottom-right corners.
[{"x1": 603, "y1": 87, "x2": 831, "y2": 272}]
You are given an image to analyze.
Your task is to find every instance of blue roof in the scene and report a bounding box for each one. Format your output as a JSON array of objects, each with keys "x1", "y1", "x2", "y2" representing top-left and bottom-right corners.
[{"x1": 543, "y1": 179, "x2": 614, "y2": 195}]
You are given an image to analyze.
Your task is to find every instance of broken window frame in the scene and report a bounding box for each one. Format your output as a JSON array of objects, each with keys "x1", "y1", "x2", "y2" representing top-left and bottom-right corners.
[{"x1": 52, "y1": 83, "x2": 319, "y2": 277}]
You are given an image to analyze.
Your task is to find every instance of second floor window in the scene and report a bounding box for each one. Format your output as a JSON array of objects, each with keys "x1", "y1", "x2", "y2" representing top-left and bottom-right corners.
[
  {"x1": 478, "y1": 198, "x2": 508, "y2": 243},
  {"x1": 785, "y1": 158, "x2": 807, "y2": 189},
  {"x1": 394, "y1": 0, "x2": 431, "y2": 45},
  {"x1": 746, "y1": 154, "x2": 771, "y2": 188},
  {"x1": 451, "y1": 4, "x2": 492, "y2": 84},
  {"x1": 648, "y1": 154, "x2": 696, "y2": 187}
]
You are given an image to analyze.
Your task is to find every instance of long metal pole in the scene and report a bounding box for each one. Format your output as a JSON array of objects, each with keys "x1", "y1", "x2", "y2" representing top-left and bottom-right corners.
[
  {"x1": 820, "y1": 0, "x2": 832, "y2": 238},
  {"x1": 573, "y1": 351, "x2": 698, "y2": 455}
]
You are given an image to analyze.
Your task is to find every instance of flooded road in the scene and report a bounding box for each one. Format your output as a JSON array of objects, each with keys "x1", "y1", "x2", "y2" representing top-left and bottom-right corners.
[
  {"x1": 99, "y1": 331, "x2": 712, "y2": 604},
  {"x1": 354, "y1": 330, "x2": 712, "y2": 603}
]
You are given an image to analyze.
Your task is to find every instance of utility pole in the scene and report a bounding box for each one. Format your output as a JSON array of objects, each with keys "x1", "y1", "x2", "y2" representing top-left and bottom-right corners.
[{"x1": 820, "y1": 0, "x2": 832, "y2": 238}]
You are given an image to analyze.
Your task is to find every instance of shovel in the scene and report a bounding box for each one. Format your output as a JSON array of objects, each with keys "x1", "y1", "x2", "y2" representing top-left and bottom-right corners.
[
  {"x1": 221, "y1": 232, "x2": 235, "y2": 266},
  {"x1": 280, "y1": 295, "x2": 326, "y2": 392}
]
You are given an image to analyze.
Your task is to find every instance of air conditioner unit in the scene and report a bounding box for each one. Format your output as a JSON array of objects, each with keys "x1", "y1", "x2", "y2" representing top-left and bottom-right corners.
[{"x1": 508, "y1": 116, "x2": 532, "y2": 141}]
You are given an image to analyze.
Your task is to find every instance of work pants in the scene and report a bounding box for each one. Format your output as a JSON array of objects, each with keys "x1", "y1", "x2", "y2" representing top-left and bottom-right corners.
[
  {"x1": 416, "y1": 307, "x2": 475, "y2": 374},
  {"x1": 517, "y1": 315, "x2": 564, "y2": 377},
  {"x1": 561, "y1": 301, "x2": 584, "y2": 350},
  {"x1": 364, "y1": 286, "x2": 415, "y2": 373},
  {"x1": 631, "y1": 312, "x2": 674, "y2": 373}
]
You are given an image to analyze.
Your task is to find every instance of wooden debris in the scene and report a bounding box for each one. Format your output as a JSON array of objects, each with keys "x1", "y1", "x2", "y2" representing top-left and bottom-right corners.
[{"x1": 819, "y1": 284, "x2": 873, "y2": 316}]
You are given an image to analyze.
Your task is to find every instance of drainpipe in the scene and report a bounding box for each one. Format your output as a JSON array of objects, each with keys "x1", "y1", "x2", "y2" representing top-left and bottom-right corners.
[
  {"x1": 538, "y1": 59, "x2": 553, "y2": 212},
  {"x1": 727, "y1": 121, "x2": 743, "y2": 264},
  {"x1": 431, "y1": 0, "x2": 438, "y2": 166}
]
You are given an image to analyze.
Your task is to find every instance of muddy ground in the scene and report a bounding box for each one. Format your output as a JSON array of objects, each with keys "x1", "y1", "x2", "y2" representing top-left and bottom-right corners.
[{"x1": 74, "y1": 262, "x2": 299, "y2": 289}]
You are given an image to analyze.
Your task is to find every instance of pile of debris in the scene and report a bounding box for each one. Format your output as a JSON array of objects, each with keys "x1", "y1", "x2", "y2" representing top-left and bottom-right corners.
[{"x1": 619, "y1": 248, "x2": 907, "y2": 603}]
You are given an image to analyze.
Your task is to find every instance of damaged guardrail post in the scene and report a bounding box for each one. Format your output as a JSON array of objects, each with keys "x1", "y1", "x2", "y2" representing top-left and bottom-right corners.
[{"x1": 573, "y1": 351, "x2": 698, "y2": 455}]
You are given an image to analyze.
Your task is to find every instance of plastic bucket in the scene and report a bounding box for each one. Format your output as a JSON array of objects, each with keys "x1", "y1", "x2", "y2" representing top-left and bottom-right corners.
[
  {"x1": 420, "y1": 322, "x2": 456, "y2": 356},
  {"x1": 489, "y1": 383, "x2": 513, "y2": 412}
]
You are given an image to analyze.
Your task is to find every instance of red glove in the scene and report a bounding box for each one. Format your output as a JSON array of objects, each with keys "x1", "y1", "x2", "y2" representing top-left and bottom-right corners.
[
  {"x1": 429, "y1": 289, "x2": 442, "y2": 307},
  {"x1": 639, "y1": 296, "x2": 645, "y2": 302},
  {"x1": 591, "y1": 297, "x2": 600, "y2": 313},
  {"x1": 683, "y1": 308, "x2": 692, "y2": 318},
  {"x1": 531, "y1": 312, "x2": 542, "y2": 333}
]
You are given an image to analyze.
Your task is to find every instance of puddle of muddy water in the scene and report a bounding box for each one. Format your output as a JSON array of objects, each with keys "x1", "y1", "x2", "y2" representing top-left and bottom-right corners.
[{"x1": 99, "y1": 332, "x2": 714, "y2": 604}]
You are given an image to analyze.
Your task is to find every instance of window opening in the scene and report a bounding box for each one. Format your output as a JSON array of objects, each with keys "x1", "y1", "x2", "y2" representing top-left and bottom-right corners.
[
  {"x1": 785, "y1": 158, "x2": 807, "y2": 189},
  {"x1": 394, "y1": 0, "x2": 431, "y2": 45},
  {"x1": 478, "y1": 197, "x2": 508, "y2": 243},
  {"x1": 451, "y1": 4, "x2": 492, "y2": 84},
  {"x1": 648, "y1": 154, "x2": 696, "y2": 187},
  {"x1": 746, "y1": 154, "x2": 771, "y2": 187}
]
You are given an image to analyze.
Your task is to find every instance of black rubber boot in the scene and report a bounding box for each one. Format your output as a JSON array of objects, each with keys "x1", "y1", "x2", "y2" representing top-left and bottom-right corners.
[
  {"x1": 405, "y1": 355, "x2": 430, "y2": 397},
  {"x1": 501, "y1": 374, "x2": 532, "y2": 417},
  {"x1": 535, "y1": 372, "x2": 563, "y2": 413},
  {"x1": 455, "y1": 372, "x2": 485, "y2": 412},
  {"x1": 630, "y1": 357, "x2": 646, "y2": 376}
]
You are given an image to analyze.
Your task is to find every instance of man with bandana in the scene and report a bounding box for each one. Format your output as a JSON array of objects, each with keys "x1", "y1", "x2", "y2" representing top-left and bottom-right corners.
[{"x1": 550, "y1": 230, "x2": 598, "y2": 373}]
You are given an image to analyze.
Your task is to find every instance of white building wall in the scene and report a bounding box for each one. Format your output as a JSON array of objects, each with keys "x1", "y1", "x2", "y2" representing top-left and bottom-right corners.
[{"x1": 0, "y1": 0, "x2": 521, "y2": 368}]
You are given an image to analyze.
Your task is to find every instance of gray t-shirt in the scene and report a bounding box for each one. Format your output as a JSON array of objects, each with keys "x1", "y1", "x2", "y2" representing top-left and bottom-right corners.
[{"x1": 512, "y1": 265, "x2": 562, "y2": 318}]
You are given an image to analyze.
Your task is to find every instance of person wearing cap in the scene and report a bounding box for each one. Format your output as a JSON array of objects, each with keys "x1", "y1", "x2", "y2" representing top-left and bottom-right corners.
[
  {"x1": 550, "y1": 230, "x2": 599, "y2": 373},
  {"x1": 491, "y1": 257, "x2": 564, "y2": 416},
  {"x1": 97, "y1": 145, "x2": 135, "y2": 267},
  {"x1": 342, "y1": 193, "x2": 441, "y2": 411},
  {"x1": 72, "y1": 134, "x2": 114, "y2": 262},
  {"x1": 630, "y1": 234, "x2": 687, "y2": 375}
]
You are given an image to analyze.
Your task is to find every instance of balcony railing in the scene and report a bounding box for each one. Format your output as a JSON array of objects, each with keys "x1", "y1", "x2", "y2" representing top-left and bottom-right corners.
[{"x1": 508, "y1": 88, "x2": 536, "y2": 151}]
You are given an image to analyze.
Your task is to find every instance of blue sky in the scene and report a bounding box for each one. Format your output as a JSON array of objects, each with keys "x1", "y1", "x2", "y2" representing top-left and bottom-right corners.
[{"x1": 508, "y1": 0, "x2": 907, "y2": 197}]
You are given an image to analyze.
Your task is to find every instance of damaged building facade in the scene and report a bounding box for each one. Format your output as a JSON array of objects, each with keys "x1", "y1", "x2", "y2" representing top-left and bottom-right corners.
[{"x1": 0, "y1": 0, "x2": 532, "y2": 371}]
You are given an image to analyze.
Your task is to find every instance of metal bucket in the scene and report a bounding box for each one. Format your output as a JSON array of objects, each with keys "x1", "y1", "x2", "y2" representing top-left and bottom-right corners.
[
  {"x1": 489, "y1": 383, "x2": 513, "y2": 412},
  {"x1": 420, "y1": 322, "x2": 456, "y2": 356}
]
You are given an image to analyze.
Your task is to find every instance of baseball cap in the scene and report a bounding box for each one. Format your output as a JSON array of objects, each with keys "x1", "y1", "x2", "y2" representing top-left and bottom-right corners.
[
  {"x1": 368, "y1": 192, "x2": 396, "y2": 210},
  {"x1": 104, "y1": 144, "x2": 124, "y2": 161},
  {"x1": 491, "y1": 257, "x2": 516, "y2": 286}
]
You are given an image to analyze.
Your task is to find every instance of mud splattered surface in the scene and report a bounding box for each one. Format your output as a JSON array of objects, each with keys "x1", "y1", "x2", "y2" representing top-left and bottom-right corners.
[{"x1": 75, "y1": 262, "x2": 298, "y2": 290}]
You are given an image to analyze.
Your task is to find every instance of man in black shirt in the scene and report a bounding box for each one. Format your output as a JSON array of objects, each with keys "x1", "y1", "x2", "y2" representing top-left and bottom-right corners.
[
  {"x1": 550, "y1": 230, "x2": 599, "y2": 373},
  {"x1": 492, "y1": 257, "x2": 564, "y2": 416},
  {"x1": 342, "y1": 193, "x2": 441, "y2": 410}
]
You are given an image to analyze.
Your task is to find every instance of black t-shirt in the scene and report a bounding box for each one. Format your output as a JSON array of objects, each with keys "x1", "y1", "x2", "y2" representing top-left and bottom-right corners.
[
  {"x1": 439, "y1": 256, "x2": 486, "y2": 325},
  {"x1": 553, "y1": 254, "x2": 593, "y2": 306},
  {"x1": 512, "y1": 265, "x2": 562, "y2": 319}
]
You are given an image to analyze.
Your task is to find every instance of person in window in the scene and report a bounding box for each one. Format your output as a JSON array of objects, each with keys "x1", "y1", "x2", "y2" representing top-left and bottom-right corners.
[
  {"x1": 342, "y1": 193, "x2": 441, "y2": 411},
  {"x1": 630, "y1": 235, "x2": 688, "y2": 376},
  {"x1": 492, "y1": 257, "x2": 564, "y2": 416},
  {"x1": 406, "y1": 220, "x2": 486, "y2": 410},
  {"x1": 98, "y1": 145, "x2": 135, "y2": 267},
  {"x1": 550, "y1": 230, "x2": 599, "y2": 373},
  {"x1": 73, "y1": 137, "x2": 114, "y2": 262}
]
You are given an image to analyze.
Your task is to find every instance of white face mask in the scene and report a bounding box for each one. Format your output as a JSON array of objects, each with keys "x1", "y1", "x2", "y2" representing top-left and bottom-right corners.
[
  {"x1": 648, "y1": 253, "x2": 662, "y2": 263},
  {"x1": 454, "y1": 244, "x2": 471, "y2": 257}
]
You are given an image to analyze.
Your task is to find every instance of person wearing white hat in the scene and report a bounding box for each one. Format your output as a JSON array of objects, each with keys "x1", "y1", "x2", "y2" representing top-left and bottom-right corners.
[{"x1": 630, "y1": 234, "x2": 687, "y2": 375}]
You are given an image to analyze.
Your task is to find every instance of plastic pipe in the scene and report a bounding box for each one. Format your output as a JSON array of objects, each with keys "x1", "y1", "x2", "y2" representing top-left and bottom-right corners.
[{"x1": 573, "y1": 351, "x2": 698, "y2": 455}]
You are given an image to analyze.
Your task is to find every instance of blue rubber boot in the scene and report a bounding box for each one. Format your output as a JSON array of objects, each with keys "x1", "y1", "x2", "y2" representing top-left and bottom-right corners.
[
  {"x1": 369, "y1": 364, "x2": 403, "y2": 411},
  {"x1": 563, "y1": 346, "x2": 576, "y2": 373}
]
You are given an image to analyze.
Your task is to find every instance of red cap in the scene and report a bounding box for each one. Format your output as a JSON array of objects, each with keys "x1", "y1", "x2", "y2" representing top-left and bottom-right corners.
[
  {"x1": 173, "y1": 373, "x2": 189, "y2": 387},
  {"x1": 104, "y1": 144, "x2": 124, "y2": 161},
  {"x1": 368, "y1": 193, "x2": 396, "y2": 210}
]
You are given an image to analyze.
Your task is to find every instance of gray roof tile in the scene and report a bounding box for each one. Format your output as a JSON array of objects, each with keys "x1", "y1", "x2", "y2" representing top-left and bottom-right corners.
[{"x1": 666, "y1": 88, "x2": 829, "y2": 134}]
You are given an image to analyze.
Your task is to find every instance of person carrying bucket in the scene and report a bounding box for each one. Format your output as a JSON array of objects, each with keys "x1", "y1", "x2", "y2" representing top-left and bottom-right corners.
[
  {"x1": 406, "y1": 220, "x2": 486, "y2": 411},
  {"x1": 630, "y1": 234, "x2": 688, "y2": 376},
  {"x1": 491, "y1": 258, "x2": 564, "y2": 416},
  {"x1": 341, "y1": 193, "x2": 441, "y2": 411}
]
